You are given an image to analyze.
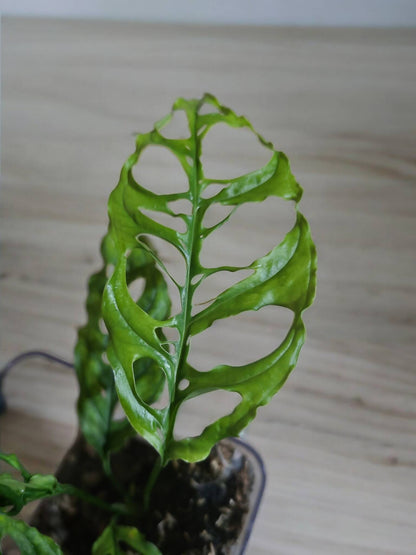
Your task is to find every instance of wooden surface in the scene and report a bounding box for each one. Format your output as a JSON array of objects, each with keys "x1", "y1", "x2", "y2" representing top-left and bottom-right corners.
[{"x1": 1, "y1": 17, "x2": 416, "y2": 554}]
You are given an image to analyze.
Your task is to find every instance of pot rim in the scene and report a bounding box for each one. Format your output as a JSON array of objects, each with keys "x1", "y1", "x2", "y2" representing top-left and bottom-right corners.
[{"x1": 224, "y1": 437, "x2": 266, "y2": 555}]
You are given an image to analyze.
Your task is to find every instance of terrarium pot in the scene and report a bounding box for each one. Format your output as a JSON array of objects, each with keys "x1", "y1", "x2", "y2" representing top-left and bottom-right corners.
[
  {"x1": 227, "y1": 438, "x2": 266, "y2": 554},
  {"x1": 31, "y1": 435, "x2": 265, "y2": 555},
  {"x1": 1, "y1": 353, "x2": 265, "y2": 554}
]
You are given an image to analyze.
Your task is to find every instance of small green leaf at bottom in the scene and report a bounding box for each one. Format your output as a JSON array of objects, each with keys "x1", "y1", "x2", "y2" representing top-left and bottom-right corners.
[
  {"x1": 93, "y1": 523, "x2": 162, "y2": 555},
  {"x1": 0, "y1": 512, "x2": 63, "y2": 555}
]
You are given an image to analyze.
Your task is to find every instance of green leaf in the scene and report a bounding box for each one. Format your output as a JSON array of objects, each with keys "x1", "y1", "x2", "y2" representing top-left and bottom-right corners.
[
  {"x1": 92, "y1": 523, "x2": 161, "y2": 555},
  {"x1": 0, "y1": 452, "x2": 124, "y2": 518},
  {"x1": 0, "y1": 452, "x2": 59, "y2": 516},
  {"x1": 0, "y1": 452, "x2": 31, "y2": 480},
  {"x1": 74, "y1": 233, "x2": 171, "y2": 459},
  {"x1": 0, "y1": 473, "x2": 59, "y2": 516},
  {"x1": 102, "y1": 93, "x2": 317, "y2": 464},
  {"x1": 0, "y1": 513, "x2": 63, "y2": 555}
]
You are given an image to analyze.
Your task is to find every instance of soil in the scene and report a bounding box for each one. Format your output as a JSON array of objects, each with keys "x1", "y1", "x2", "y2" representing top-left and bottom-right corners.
[{"x1": 30, "y1": 436, "x2": 253, "y2": 554}]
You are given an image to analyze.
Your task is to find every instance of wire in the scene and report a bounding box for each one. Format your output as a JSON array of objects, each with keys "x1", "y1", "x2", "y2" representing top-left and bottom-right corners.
[{"x1": 0, "y1": 351, "x2": 74, "y2": 415}]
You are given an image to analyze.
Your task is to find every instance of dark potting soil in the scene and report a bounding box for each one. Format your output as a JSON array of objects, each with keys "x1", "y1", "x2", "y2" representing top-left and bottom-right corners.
[{"x1": 31, "y1": 436, "x2": 253, "y2": 554}]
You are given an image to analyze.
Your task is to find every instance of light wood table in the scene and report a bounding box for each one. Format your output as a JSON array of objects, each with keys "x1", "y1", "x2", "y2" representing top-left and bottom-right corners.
[{"x1": 1, "y1": 17, "x2": 415, "y2": 554}]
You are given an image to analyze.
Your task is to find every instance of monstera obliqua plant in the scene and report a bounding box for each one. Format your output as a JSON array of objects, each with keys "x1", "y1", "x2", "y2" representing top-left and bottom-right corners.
[{"x1": 0, "y1": 94, "x2": 316, "y2": 554}]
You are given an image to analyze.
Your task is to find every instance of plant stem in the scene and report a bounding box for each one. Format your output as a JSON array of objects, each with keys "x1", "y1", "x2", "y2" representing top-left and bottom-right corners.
[
  {"x1": 102, "y1": 443, "x2": 129, "y2": 503},
  {"x1": 143, "y1": 456, "x2": 162, "y2": 511},
  {"x1": 164, "y1": 101, "x2": 201, "y2": 452},
  {"x1": 59, "y1": 483, "x2": 129, "y2": 517}
]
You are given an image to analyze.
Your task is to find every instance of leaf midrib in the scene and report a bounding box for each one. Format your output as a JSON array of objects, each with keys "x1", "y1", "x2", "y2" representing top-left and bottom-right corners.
[{"x1": 163, "y1": 103, "x2": 201, "y2": 462}]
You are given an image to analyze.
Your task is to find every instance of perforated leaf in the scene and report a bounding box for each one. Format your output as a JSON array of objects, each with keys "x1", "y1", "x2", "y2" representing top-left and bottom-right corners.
[
  {"x1": 74, "y1": 233, "x2": 171, "y2": 459},
  {"x1": 103, "y1": 94, "x2": 317, "y2": 463}
]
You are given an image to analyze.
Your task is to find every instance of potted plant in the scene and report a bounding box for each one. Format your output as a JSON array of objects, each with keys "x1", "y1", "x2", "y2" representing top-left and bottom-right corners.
[{"x1": 0, "y1": 94, "x2": 316, "y2": 554}]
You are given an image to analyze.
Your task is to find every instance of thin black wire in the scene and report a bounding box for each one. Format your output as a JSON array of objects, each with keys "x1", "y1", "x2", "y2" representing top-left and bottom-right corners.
[{"x1": 0, "y1": 351, "x2": 74, "y2": 415}]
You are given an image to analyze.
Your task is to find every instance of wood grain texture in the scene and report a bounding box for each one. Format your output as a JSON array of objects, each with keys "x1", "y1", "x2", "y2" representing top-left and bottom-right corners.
[{"x1": 1, "y1": 17, "x2": 415, "y2": 554}]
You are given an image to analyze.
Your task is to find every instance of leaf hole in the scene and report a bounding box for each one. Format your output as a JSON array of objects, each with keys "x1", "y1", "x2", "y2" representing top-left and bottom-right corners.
[
  {"x1": 168, "y1": 198, "x2": 193, "y2": 217},
  {"x1": 160, "y1": 326, "x2": 180, "y2": 343},
  {"x1": 201, "y1": 183, "x2": 226, "y2": 200},
  {"x1": 133, "y1": 357, "x2": 167, "y2": 407},
  {"x1": 157, "y1": 327, "x2": 179, "y2": 355},
  {"x1": 198, "y1": 102, "x2": 218, "y2": 116},
  {"x1": 112, "y1": 405, "x2": 125, "y2": 421},
  {"x1": 201, "y1": 123, "x2": 271, "y2": 181},
  {"x1": 137, "y1": 235, "x2": 184, "y2": 316},
  {"x1": 139, "y1": 208, "x2": 187, "y2": 234},
  {"x1": 202, "y1": 203, "x2": 234, "y2": 231},
  {"x1": 156, "y1": 327, "x2": 178, "y2": 355},
  {"x1": 199, "y1": 196, "x2": 296, "y2": 270},
  {"x1": 178, "y1": 378, "x2": 190, "y2": 391},
  {"x1": 192, "y1": 269, "x2": 252, "y2": 314},
  {"x1": 127, "y1": 277, "x2": 146, "y2": 304},
  {"x1": 132, "y1": 145, "x2": 188, "y2": 196},
  {"x1": 105, "y1": 263, "x2": 115, "y2": 279},
  {"x1": 159, "y1": 110, "x2": 190, "y2": 139},
  {"x1": 98, "y1": 318, "x2": 108, "y2": 335},
  {"x1": 174, "y1": 390, "x2": 242, "y2": 440},
  {"x1": 191, "y1": 273, "x2": 203, "y2": 286},
  {"x1": 188, "y1": 305, "x2": 294, "y2": 372},
  {"x1": 152, "y1": 378, "x2": 170, "y2": 410}
]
